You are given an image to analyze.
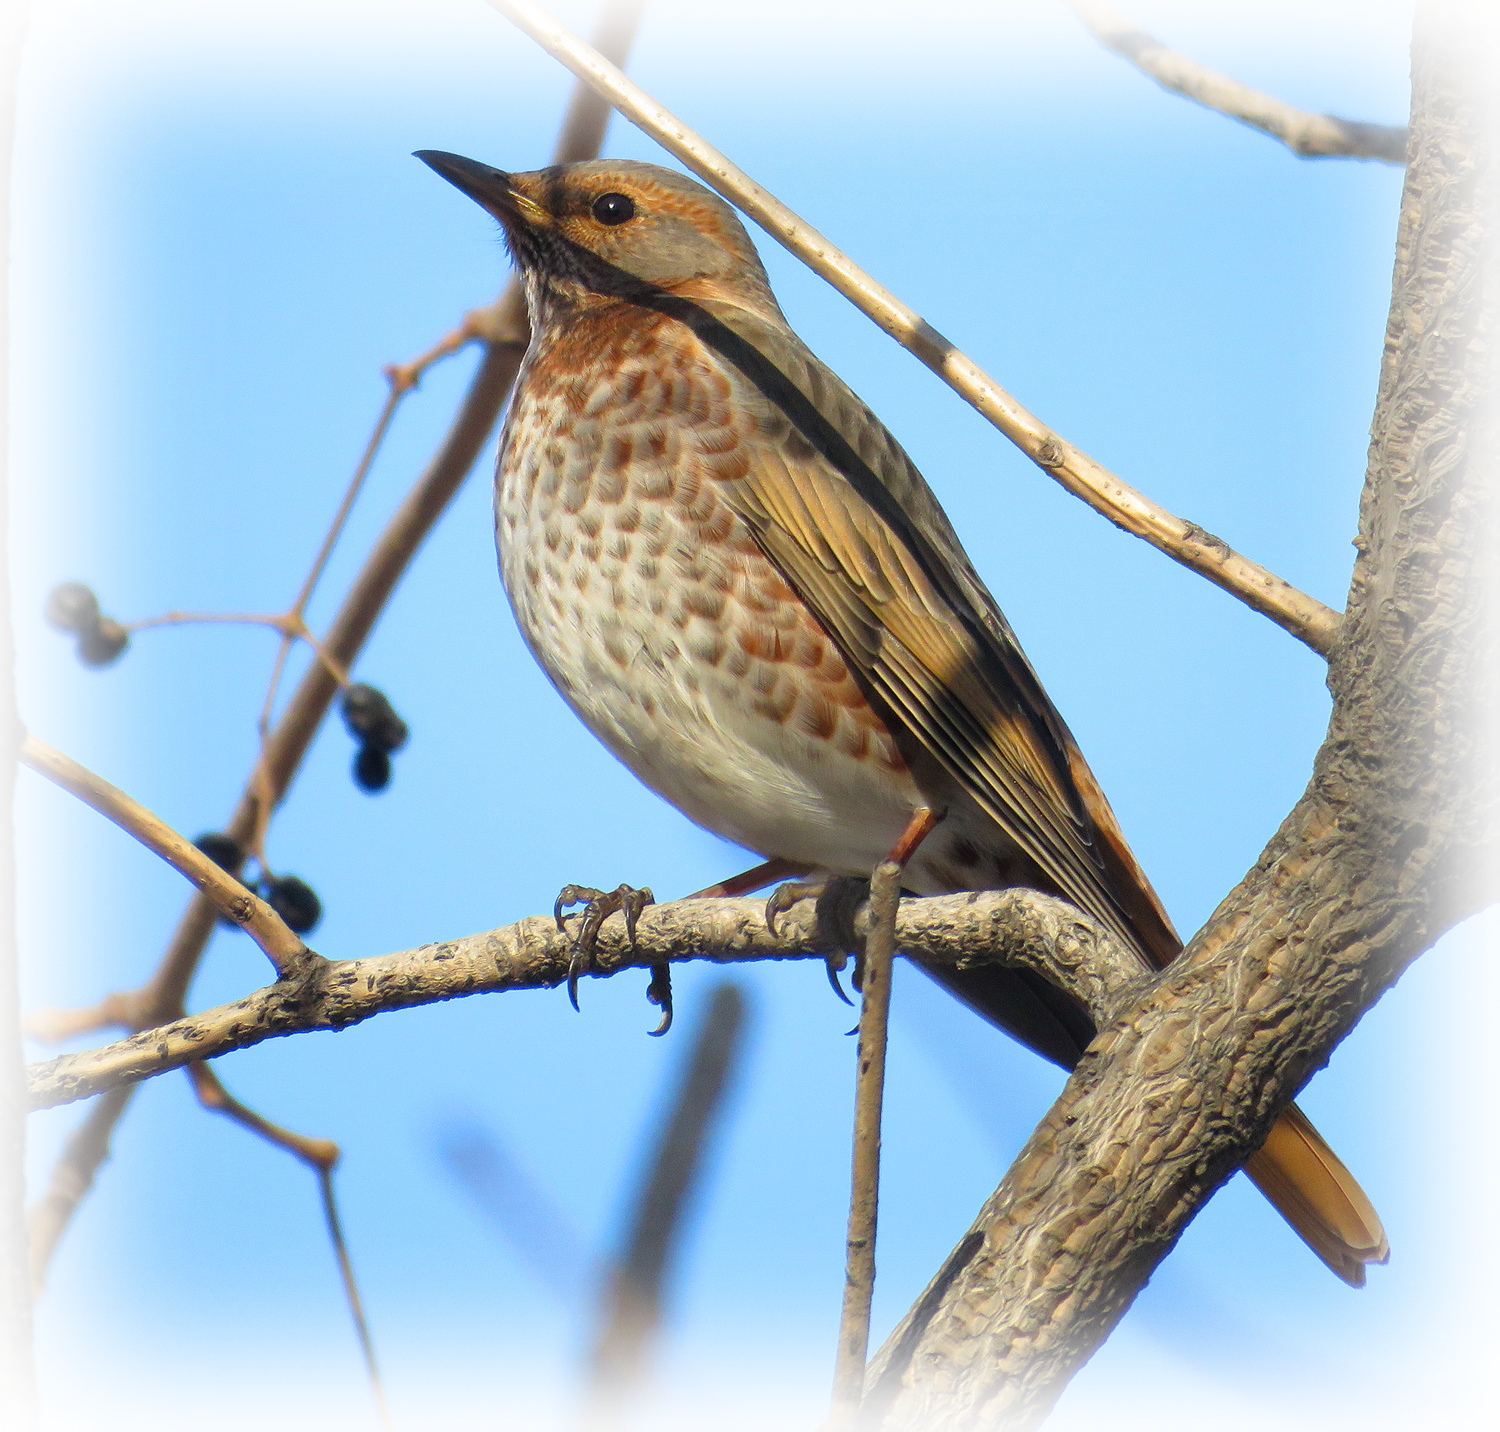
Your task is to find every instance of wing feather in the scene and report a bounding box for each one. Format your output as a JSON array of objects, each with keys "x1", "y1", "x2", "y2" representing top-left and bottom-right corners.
[{"x1": 655, "y1": 292, "x2": 1177, "y2": 961}]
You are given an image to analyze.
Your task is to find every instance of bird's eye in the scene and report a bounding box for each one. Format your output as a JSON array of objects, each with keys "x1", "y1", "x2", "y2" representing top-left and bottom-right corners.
[{"x1": 591, "y1": 192, "x2": 636, "y2": 226}]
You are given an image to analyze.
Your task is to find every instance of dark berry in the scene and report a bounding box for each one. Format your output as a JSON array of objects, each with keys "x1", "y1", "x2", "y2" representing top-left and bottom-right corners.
[
  {"x1": 194, "y1": 832, "x2": 244, "y2": 871},
  {"x1": 340, "y1": 684, "x2": 409, "y2": 753},
  {"x1": 45, "y1": 582, "x2": 100, "y2": 633},
  {"x1": 263, "y1": 875, "x2": 322, "y2": 935},
  {"x1": 77, "y1": 618, "x2": 130, "y2": 668},
  {"x1": 196, "y1": 832, "x2": 252, "y2": 930},
  {"x1": 353, "y1": 744, "x2": 392, "y2": 792}
]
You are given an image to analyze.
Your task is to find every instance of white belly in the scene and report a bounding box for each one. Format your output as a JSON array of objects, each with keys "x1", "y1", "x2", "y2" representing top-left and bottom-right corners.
[{"x1": 495, "y1": 364, "x2": 924, "y2": 875}]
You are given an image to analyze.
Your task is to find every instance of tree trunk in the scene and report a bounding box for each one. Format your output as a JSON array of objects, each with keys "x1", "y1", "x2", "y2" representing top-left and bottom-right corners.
[{"x1": 864, "y1": 4, "x2": 1498, "y2": 1426}]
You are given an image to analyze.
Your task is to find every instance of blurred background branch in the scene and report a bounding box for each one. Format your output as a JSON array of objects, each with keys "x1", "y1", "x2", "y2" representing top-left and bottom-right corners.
[
  {"x1": 1067, "y1": 1, "x2": 1409, "y2": 163},
  {"x1": 582, "y1": 982, "x2": 750, "y2": 1425}
]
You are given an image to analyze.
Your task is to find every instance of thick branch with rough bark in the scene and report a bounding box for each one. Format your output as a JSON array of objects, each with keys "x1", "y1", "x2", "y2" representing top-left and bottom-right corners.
[
  {"x1": 864, "y1": 9, "x2": 1497, "y2": 1427},
  {"x1": 26, "y1": 890, "x2": 1143, "y2": 1112}
]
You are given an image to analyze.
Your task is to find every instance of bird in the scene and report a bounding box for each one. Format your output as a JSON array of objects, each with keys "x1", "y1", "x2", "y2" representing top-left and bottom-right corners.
[{"x1": 416, "y1": 149, "x2": 1388, "y2": 1286}]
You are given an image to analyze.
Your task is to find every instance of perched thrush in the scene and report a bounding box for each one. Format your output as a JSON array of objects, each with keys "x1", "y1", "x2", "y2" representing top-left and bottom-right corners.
[{"x1": 417, "y1": 151, "x2": 1387, "y2": 1285}]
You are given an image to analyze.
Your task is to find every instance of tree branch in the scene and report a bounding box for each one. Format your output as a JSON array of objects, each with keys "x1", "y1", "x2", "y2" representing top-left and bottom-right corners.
[
  {"x1": 832, "y1": 861, "x2": 901, "y2": 1425},
  {"x1": 18, "y1": 736, "x2": 310, "y2": 978},
  {"x1": 486, "y1": 0, "x2": 1342, "y2": 656},
  {"x1": 22, "y1": 0, "x2": 648, "y2": 1280},
  {"x1": 864, "y1": 8, "x2": 1497, "y2": 1424},
  {"x1": 1069, "y1": 1, "x2": 1408, "y2": 164},
  {"x1": 26, "y1": 890, "x2": 1145, "y2": 1113},
  {"x1": 185, "y1": 1064, "x2": 391, "y2": 1430}
]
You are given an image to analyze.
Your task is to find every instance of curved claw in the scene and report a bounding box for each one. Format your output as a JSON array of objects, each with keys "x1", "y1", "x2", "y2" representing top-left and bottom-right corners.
[
  {"x1": 567, "y1": 950, "x2": 588, "y2": 1012},
  {"x1": 555, "y1": 883, "x2": 597, "y2": 933},
  {"x1": 552, "y1": 881, "x2": 655, "y2": 1013},
  {"x1": 620, "y1": 885, "x2": 655, "y2": 946},
  {"x1": 825, "y1": 955, "x2": 854, "y2": 1006},
  {"x1": 646, "y1": 961, "x2": 673, "y2": 1037},
  {"x1": 765, "y1": 876, "x2": 827, "y2": 938}
]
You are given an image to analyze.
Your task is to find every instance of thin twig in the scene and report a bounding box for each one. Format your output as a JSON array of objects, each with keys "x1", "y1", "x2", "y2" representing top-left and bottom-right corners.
[
  {"x1": 24, "y1": 990, "x2": 142, "y2": 1045},
  {"x1": 186, "y1": 1061, "x2": 338, "y2": 1168},
  {"x1": 125, "y1": 610, "x2": 294, "y2": 633},
  {"x1": 1068, "y1": 1, "x2": 1408, "y2": 164},
  {"x1": 26, "y1": 888, "x2": 1144, "y2": 1112},
  {"x1": 185, "y1": 1064, "x2": 391, "y2": 1431},
  {"x1": 23, "y1": 0, "x2": 646, "y2": 1290},
  {"x1": 18, "y1": 735, "x2": 308, "y2": 977},
  {"x1": 286, "y1": 381, "x2": 405, "y2": 648},
  {"x1": 831, "y1": 862, "x2": 900, "y2": 1425},
  {"x1": 124, "y1": 612, "x2": 351, "y2": 734},
  {"x1": 317, "y1": 1164, "x2": 392, "y2": 1432},
  {"x1": 383, "y1": 318, "x2": 483, "y2": 394},
  {"x1": 485, "y1": 0, "x2": 1341, "y2": 657},
  {"x1": 256, "y1": 379, "x2": 407, "y2": 744}
]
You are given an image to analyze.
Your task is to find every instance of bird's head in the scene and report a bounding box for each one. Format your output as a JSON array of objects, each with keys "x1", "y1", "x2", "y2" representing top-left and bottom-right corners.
[{"x1": 415, "y1": 152, "x2": 780, "y2": 319}]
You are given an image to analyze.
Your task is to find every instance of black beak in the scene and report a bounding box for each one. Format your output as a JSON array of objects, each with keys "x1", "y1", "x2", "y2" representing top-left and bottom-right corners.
[{"x1": 414, "y1": 150, "x2": 538, "y2": 226}]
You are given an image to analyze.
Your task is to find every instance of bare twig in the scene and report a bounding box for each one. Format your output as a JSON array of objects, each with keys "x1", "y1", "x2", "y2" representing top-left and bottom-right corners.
[
  {"x1": 437, "y1": 1121, "x2": 591, "y2": 1299},
  {"x1": 23, "y1": 334, "x2": 526, "y2": 1286},
  {"x1": 186, "y1": 1061, "x2": 338, "y2": 1170},
  {"x1": 317, "y1": 1164, "x2": 391, "y2": 1431},
  {"x1": 23, "y1": 0, "x2": 646, "y2": 1291},
  {"x1": 24, "y1": 990, "x2": 142, "y2": 1045},
  {"x1": 26, "y1": 889, "x2": 1144, "y2": 1112},
  {"x1": 485, "y1": 0, "x2": 1342, "y2": 656},
  {"x1": 122, "y1": 611, "x2": 351, "y2": 701},
  {"x1": 383, "y1": 314, "x2": 485, "y2": 393},
  {"x1": 831, "y1": 862, "x2": 901, "y2": 1425},
  {"x1": 1069, "y1": 1, "x2": 1408, "y2": 164},
  {"x1": 260, "y1": 376, "x2": 409, "y2": 735},
  {"x1": 585, "y1": 980, "x2": 749, "y2": 1417},
  {"x1": 18, "y1": 735, "x2": 309, "y2": 977},
  {"x1": 186, "y1": 1064, "x2": 390, "y2": 1431},
  {"x1": 126, "y1": 610, "x2": 299, "y2": 633}
]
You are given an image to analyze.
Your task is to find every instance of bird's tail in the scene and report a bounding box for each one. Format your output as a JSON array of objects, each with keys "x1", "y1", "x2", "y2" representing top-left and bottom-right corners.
[
  {"x1": 1059, "y1": 756, "x2": 1390, "y2": 1285},
  {"x1": 918, "y1": 961, "x2": 1390, "y2": 1286},
  {"x1": 1246, "y1": 1102, "x2": 1389, "y2": 1286}
]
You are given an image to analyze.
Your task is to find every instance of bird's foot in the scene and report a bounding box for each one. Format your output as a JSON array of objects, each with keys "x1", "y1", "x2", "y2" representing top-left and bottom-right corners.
[
  {"x1": 764, "y1": 874, "x2": 869, "y2": 1006},
  {"x1": 553, "y1": 882, "x2": 655, "y2": 1012}
]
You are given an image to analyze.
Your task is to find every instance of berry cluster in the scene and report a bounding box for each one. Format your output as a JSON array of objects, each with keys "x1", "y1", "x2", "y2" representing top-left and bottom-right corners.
[
  {"x1": 45, "y1": 583, "x2": 130, "y2": 667},
  {"x1": 340, "y1": 684, "x2": 409, "y2": 793},
  {"x1": 195, "y1": 831, "x2": 323, "y2": 935}
]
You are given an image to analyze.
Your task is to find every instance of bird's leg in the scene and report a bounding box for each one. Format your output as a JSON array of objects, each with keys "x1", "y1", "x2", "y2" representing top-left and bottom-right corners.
[
  {"x1": 553, "y1": 882, "x2": 655, "y2": 1012},
  {"x1": 851, "y1": 807, "x2": 941, "y2": 990},
  {"x1": 687, "y1": 856, "x2": 813, "y2": 900},
  {"x1": 887, "y1": 806, "x2": 942, "y2": 869},
  {"x1": 768, "y1": 809, "x2": 942, "y2": 1006}
]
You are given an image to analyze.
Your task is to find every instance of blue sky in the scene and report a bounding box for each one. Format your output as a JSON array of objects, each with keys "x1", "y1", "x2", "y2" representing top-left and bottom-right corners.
[{"x1": 13, "y1": 2, "x2": 1494, "y2": 1428}]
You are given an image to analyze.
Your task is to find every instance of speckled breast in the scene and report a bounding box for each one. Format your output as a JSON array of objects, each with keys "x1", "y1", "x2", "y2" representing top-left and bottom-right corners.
[{"x1": 494, "y1": 303, "x2": 924, "y2": 872}]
